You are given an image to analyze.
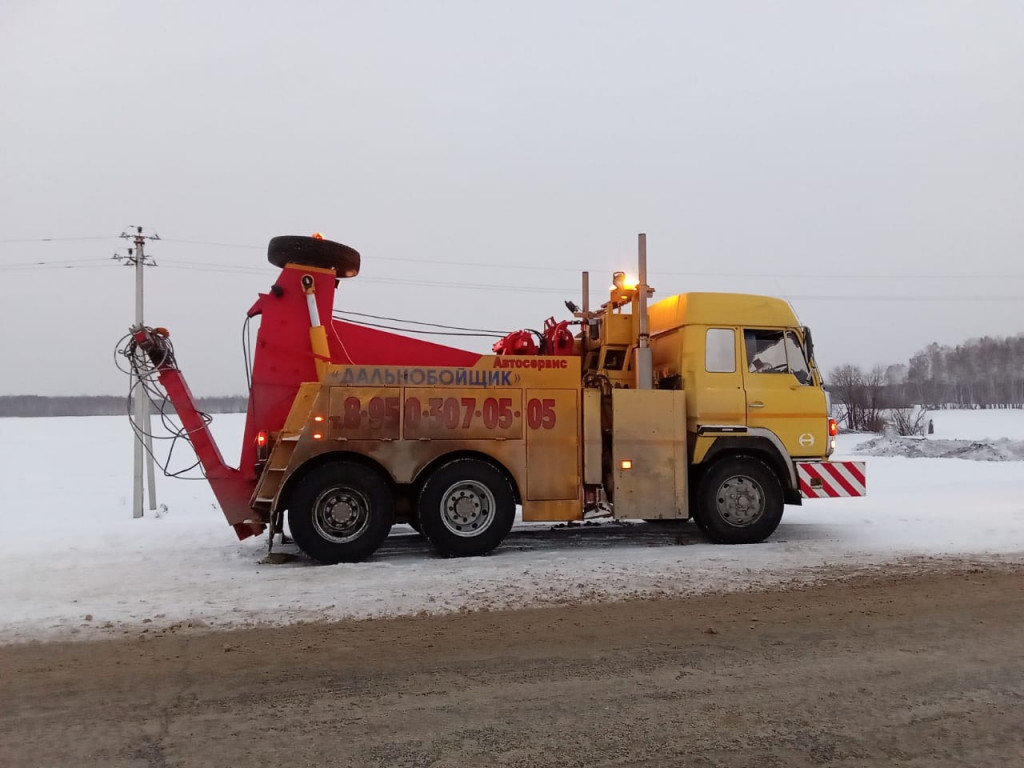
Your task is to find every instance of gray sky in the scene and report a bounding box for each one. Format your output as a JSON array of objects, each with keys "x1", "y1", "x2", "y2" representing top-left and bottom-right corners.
[{"x1": 2, "y1": 1, "x2": 1022, "y2": 397}]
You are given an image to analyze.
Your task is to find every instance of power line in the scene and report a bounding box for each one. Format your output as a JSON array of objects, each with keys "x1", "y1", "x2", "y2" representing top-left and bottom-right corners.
[
  {"x1": 154, "y1": 237, "x2": 1024, "y2": 280},
  {"x1": 789, "y1": 295, "x2": 1024, "y2": 303},
  {"x1": 159, "y1": 264, "x2": 270, "y2": 277},
  {"x1": 159, "y1": 238, "x2": 261, "y2": 250},
  {"x1": 157, "y1": 261, "x2": 574, "y2": 293},
  {"x1": 155, "y1": 261, "x2": 1024, "y2": 301},
  {"x1": 335, "y1": 310, "x2": 510, "y2": 335},
  {"x1": 4, "y1": 250, "x2": 1021, "y2": 302},
  {"x1": 158, "y1": 239, "x2": 587, "y2": 272},
  {"x1": 336, "y1": 317, "x2": 505, "y2": 337},
  {"x1": 158, "y1": 259, "x2": 262, "y2": 272},
  {"x1": 0, "y1": 235, "x2": 115, "y2": 244},
  {"x1": 0, "y1": 260, "x2": 120, "y2": 271}
]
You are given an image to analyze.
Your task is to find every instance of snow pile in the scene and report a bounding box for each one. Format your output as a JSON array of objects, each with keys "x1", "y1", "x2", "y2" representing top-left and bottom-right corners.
[
  {"x1": 855, "y1": 436, "x2": 1024, "y2": 461},
  {"x1": 2, "y1": 410, "x2": 1023, "y2": 644}
]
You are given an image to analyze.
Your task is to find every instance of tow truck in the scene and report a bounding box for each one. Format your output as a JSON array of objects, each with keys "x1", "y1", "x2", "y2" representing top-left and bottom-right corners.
[{"x1": 126, "y1": 233, "x2": 864, "y2": 563}]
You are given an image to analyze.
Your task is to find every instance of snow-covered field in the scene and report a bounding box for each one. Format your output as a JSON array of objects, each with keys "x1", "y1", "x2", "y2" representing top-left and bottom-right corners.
[{"x1": 2, "y1": 409, "x2": 1022, "y2": 644}]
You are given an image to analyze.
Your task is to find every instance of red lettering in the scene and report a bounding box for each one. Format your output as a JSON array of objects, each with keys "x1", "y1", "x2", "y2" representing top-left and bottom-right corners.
[
  {"x1": 385, "y1": 396, "x2": 400, "y2": 427},
  {"x1": 343, "y1": 396, "x2": 361, "y2": 429},
  {"x1": 540, "y1": 398, "x2": 556, "y2": 428},
  {"x1": 482, "y1": 397, "x2": 499, "y2": 429},
  {"x1": 428, "y1": 397, "x2": 443, "y2": 422},
  {"x1": 461, "y1": 397, "x2": 475, "y2": 428},
  {"x1": 405, "y1": 396, "x2": 421, "y2": 428},
  {"x1": 527, "y1": 398, "x2": 557, "y2": 430},
  {"x1": 367, "y1": 396, "x2": 385, "y2": 427},
  {"x1": 442, "y1": 397, "x2": 460, "y2": 429},
  {"x1": 498, "y1": 397, "x2": 514, "y2": 429}
]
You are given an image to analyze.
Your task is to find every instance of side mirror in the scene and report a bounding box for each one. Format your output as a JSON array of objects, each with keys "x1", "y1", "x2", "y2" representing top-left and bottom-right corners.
[{"x1": 802, "y1": 326, "x2": 815, "y2": 362}]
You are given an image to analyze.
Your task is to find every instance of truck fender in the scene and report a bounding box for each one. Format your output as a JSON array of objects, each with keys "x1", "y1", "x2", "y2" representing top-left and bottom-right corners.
[
  {"x1": 697, "y1": 432, "x2": 801, "y2": 505},
  {"x1": 411, "y1": 450, "x2": 522, "y2": 506},
  {"x1": 275, "y1": 451, "x2": 395, "y2": 515}
]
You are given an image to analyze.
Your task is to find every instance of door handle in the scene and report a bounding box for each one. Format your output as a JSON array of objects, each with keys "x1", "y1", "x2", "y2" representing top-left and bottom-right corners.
[{"x1": 750, "y1": 401, "x2": 766, "y2": 408}]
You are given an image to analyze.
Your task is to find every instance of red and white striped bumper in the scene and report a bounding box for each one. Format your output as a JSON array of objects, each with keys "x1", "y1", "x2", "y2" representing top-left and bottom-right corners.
[{"x1": 797, "y1": 461, "x2": 866, "y2": 498}]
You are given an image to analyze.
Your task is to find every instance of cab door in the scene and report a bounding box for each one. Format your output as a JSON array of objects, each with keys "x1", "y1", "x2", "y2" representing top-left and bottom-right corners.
[{"x1": 742, "y1": 329, "x2": 827, "y2": 457}]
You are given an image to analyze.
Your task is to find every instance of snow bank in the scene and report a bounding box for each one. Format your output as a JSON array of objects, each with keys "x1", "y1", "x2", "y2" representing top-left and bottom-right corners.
[
  {"x1": 855, "y1": 436, "x2": 1024, "y2": 461},
  {"x1": 1, "y1": 410, "x2": 1023, "y2": 644}
]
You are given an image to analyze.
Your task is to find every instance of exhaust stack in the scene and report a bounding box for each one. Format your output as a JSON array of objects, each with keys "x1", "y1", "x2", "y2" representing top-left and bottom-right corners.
[{"x1": 634, "y1": 233, "x2": 653, "y2": 389}]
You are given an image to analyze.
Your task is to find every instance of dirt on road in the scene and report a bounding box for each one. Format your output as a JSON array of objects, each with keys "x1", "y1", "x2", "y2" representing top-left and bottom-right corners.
[{"x1": 2, "y1": 564, "x2": 1023, "y2": 768}]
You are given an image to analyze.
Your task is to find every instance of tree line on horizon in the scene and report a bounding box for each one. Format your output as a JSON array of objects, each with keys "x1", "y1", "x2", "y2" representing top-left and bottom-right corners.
[
  {"x1": 0, "y1": 395, "x2": 249, "y2": 418},
  {"x1": 829, "y1": 334, "x2": 1024, "y2": 431}
]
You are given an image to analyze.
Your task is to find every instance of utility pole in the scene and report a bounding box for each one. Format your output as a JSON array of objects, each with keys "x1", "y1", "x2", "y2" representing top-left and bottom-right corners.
[{"x1": 115, "y1": 227, "x2": 160, "y2": 518}]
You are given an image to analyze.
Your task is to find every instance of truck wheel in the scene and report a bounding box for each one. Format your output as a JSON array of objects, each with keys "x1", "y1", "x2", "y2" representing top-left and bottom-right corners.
[
  {"x1": 287, "y1": 461, "x2": 394, "y2": 563},
  {"x1": 695, "y1": 456, "x2": 783, "y2": 544},
  {"x1": 417, "y1": 459, "x2": 516, "y2": 557},
  {"x1": 268, "y1": 235, "x2": 361, "y2": 277}
]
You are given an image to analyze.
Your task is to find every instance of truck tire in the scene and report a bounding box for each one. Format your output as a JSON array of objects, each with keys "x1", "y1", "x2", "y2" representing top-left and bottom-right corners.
[
  {"x1": 694, "y1": 456, "x2": 784, "y2": 545},
  {"x1": 417, "y1": 459, "x2": 516, "y2": 557},
  {"x1": 268, "y1": 235, "x2": 361, "y2": 277},
  {"x1": 287, "y1": 461, "x2": 394, "y2": 563}
]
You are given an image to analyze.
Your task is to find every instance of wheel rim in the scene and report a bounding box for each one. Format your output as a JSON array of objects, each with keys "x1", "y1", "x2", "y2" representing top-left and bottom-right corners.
[
  {"x1": 714, "y1": 475, "x2": 765, "y2": 527},
  {"x1": 311, "y1": 485, "x2": 371, "y2": 543},
  {"x1": 439, "y1": 480, "x2": 495, "y2": 538}
]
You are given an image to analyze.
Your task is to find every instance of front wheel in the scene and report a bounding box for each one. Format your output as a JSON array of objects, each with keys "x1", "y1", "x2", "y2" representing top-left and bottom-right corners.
[
  {"x1": 417, "y1": 459, "x2": 516, "y2": 557},
  {"x1": 287, "y1": 461, "x2": 394, "y2": 563},
  {"x1": 694, "y1": 456, "x2": 784, "y2": 544}
]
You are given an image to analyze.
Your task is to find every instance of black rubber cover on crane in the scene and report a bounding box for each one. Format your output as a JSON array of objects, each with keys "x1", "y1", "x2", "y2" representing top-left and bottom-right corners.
[{"x1": 267, "y1": 235, "x2": 361, "y2": 277}]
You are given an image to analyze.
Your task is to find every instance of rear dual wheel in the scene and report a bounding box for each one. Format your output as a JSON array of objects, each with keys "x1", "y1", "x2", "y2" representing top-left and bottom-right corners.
[
  {"x1": 288, "y1": 461, "x2": 394, "y2": 564},
  {"x1": 417, "y1": 459, "x2": 516, "y2": 558}
]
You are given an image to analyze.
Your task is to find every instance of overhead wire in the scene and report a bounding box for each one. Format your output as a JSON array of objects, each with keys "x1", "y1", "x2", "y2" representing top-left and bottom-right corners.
[
  {"x1": 0, "y1": 235, "x2": 115, "y2": 243},
  {"x1": 159, "y1": 238, "x2": 260, "y2": 250},
  {"x1": 6, "y1": 233, "x2": 1023, "y2": 301},
  {"x1": 334, "y1": 310, "x2": 511, "y2": 335},
  {"x1": 0, "y1": 259, "x2": 121, "y2": 271},
  {"x1": 158, "y1": 260, "x2": 1024, "y2": 301},
  {"x1": 151, "y1": 237, "x2": 1024, "y2": 280},
  {"x1": 335, "y1": 317, "x2": 506, "y2": 337},
  {"x1": 6, "y1": 233, "x2": 1024, "y2": 280},
  {"x1": 3, "y1": 252, "x2": 1022, "y2": 302}
]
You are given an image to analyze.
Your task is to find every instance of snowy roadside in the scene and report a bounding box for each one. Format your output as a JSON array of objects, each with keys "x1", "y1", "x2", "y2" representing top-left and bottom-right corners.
[{"x1": 1, "y1": 411, "x2": 1022, "y2": 645}]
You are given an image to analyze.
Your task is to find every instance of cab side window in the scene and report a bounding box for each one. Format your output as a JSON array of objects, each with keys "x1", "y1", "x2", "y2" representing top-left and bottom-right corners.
[
  {"x1": 705, "y1": 328, "x2": 736, "y2": 373},
  {"x1": 744, "y1": 330, "x2": 787, "y2": 373}
]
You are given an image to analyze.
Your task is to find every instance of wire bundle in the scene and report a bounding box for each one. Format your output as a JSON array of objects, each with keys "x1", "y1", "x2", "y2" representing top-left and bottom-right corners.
[{"x1": 114, "y1": 332, "x2": 211, "y2": 480}]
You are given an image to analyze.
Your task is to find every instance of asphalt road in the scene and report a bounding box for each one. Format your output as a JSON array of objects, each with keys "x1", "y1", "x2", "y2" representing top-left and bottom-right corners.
[{"x1": 3, "y1": 564, "x2": 1023, "y2": 767}]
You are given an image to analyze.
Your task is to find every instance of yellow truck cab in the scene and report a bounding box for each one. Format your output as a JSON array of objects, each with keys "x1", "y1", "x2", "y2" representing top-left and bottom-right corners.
[{"x1": 648, "y1": 293, "x2": 831, "y2": 508}]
